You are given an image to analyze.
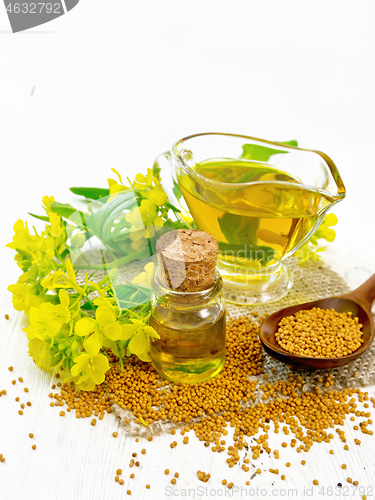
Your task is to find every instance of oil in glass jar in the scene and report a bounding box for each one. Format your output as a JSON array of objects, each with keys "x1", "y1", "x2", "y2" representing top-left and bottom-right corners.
[{"x1": 149, "y1": 229, "x2": 226, "y2": 383}]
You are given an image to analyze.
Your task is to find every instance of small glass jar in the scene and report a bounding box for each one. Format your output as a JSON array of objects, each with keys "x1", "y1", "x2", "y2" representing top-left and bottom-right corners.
[{"x1": 149, "y1": 268, "x2": 226, "y2": 383}]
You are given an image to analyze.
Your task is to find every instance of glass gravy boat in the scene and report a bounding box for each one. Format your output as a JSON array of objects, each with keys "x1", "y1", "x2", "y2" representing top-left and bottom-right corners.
[{"x1": 155, "y1": 133, "x2": 346, "y2": 305}]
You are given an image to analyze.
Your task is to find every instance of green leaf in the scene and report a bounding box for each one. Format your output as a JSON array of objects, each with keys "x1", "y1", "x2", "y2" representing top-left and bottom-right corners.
[
  {"x1": 50, "y1": 202, "x2": 89, "y2": 230},
  {"x1": 218, "y1": 212, "x2": 275, "y2": 267},
  {"x1": 218, "y1": 242, "x2": 275, "y2": 267},
  {"x1": 165, "y1": 202, "x2": 181, "y2": 213},
  {"x1": 112, "y1": 283, "x2": 152, "y2": 310},
  {"x1": 279, "y1": 140, "x2": 298, "y2": 147},
  {"x1": 89, "y1": 190, "x2": 137, "y2": 242},
  {"x1": 28, "y1": 212, "x2": 50, "y2": 222},
  {"x1": 172, "y1": 178, "x2": 183, "y2": 202},
  {"x1": 81, "y1": 301, "x2": 95, "y2": 310},
  {"x1": 70, "y1": 187, "x2": 110, "y2": 200},
  {"x1": 241, "y1": 144, "x2": 289, "y2": 162}
]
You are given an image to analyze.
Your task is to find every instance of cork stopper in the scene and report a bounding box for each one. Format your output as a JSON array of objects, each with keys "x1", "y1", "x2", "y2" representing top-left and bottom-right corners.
[{"x1": 156, "y1": 229, "x2": 218, "y2": 292}]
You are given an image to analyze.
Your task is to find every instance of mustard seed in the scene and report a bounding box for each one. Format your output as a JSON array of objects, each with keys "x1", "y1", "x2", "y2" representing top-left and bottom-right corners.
[
  {"x1": 112, "y1": 432, "x2": 118, "y2": 438},
  {"x1": 146, "y1": 484, "x2": 150, "y2": 489},
  {"x1": 116, "y1": 469, "x2": 122, "y2": 475},
  {"x1": 313, "y1": 480, "x2": 319, "y2": 486},
  {"x1": 115, "y1": 476, "x2": 119, "y2": 483},
  {"x1": 29, "y1": 433, "x2": 34, "y2": 438},
  {"x1": 171, "y1": 478, "x2": 176, "y2": 484},
  {"x1": 32, "y1": 445, "x2": 36, "y2": 450},
  {"x1": 164, "y1": 469, "x2": 169, "y2": 475},
  {"x1": 119, "y1": 479, "x2": 124, "y2": 485},
  {"x1": 8, "y1": 366, "x2": 13, "y2": 371}
]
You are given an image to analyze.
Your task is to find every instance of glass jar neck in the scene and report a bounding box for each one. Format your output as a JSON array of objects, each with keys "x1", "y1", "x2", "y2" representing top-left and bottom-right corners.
[{"x1": 152, "y1": 268, "x2": 222, "y2": 305}]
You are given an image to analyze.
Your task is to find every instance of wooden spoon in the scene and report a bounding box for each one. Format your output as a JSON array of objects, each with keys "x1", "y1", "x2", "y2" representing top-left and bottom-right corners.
[{"x1": 259, "y1": 274, "x2": 375, "y2": 369}]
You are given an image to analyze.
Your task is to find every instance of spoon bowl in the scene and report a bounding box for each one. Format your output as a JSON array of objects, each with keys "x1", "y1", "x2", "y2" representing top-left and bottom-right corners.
[{"x1": 259, "y1": 274, "x2": 375, "y2": 369}]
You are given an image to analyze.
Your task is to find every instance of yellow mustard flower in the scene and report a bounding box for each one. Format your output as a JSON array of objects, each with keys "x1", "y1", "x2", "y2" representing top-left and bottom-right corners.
[
  {"x1": 134, "y1": 168, "x2": 154, "y2": 191},
  {"x1": 6, "y1": 220, "x2": 55, "y2": 265},
  {"x1": 26, "y1": 329, "x2": 53, "y2": 368},
  {"x1": 297, "y1": 213, "x2": 338, "y2": 263},
  {"x1": 25, "y1": 289, "x2": 71, "y2": 338},
  {"x1": 41, "y1": 259, "x2": 86, "y2": 295},
  {"x1": 42, "y1": 195, "x2": 55, "y2": 212},
  {"x1": 107, "y1": 168, "x2": 129, "y2": 195},
  {"x1": 7, "y1": 282, "x2": 45, "y2": 315},
  {"x1": 74, "y1": 306, "x2": 126, "y2": 356},
  {"x1": 69, "y1": 351, "x2": 110, "y2": 391},
  {"x1": 309, "y1": 213, "x2": 338, "y2": 245},
  {"x1": 132, "y1": 262, "x2": 155, "y2": 289},
  {"x1": 122, "y1": 318, "x2": 159, "y2": 362}
]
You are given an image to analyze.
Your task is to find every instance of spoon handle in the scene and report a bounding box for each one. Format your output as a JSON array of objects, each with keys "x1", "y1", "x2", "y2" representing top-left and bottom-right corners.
[{"x1": 345, "y1": 273, "x2": 375, "y2": 310}]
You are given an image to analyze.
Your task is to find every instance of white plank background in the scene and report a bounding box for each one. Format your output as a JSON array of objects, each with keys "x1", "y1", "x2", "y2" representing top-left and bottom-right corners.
[{"x1": 1, "y1": 1, "x2": 375, "y2": 499}]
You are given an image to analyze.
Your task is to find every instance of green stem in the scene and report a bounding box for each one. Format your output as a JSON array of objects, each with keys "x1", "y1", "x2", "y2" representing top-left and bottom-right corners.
[
  {"x1": 73, "y1": 248, "x2": 150, "y2": 271},
  {"x1": 97, "y1": 274, "x2": 110, "y2": 286},
  {"x1": 121, "y1": 308, "x2": 142, "y2": 320},
  {"x1": 116, "y1": 342, "x2": 124, "y2": 370},
  {"x1": 104, "y1": 244, "x2": 117, "y2": 261},
  {"x1": 77, "y1": 249, "x2": 91, "y2": 267}
]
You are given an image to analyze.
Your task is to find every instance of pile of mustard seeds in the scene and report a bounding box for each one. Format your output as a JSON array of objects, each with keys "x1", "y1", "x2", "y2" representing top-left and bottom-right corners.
[
  {"x1": 275, "y1": 307, "x2": 364, "y2": 358},
  {"x1": 48, "y1": 315, "x2": 374, "y2": 482}
]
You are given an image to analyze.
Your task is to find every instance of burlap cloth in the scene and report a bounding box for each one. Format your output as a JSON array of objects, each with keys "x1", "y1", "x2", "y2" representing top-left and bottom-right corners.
[{"x1": 78, "y1": 255, "x2": 375, "y2": 436}]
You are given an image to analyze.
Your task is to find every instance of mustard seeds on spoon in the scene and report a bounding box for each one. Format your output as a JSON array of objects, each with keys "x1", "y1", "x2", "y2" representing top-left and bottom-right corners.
[{"x1": 275, "y1": 307, "x2": 363, "y2": 358}]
